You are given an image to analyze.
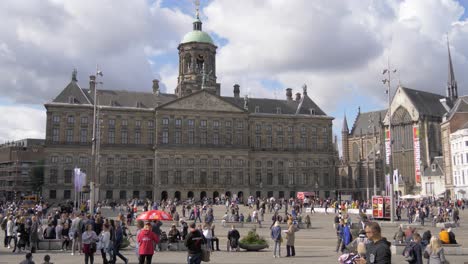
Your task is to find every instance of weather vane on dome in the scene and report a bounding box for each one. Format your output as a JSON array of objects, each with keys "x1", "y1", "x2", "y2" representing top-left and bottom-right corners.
[{"x1": 194, "y1": 0, "x2": 200, "y2": 19}]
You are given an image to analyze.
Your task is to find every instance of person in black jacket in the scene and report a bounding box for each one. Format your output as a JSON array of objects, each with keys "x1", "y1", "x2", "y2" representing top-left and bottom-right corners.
[
  {"x1": 227, "y1": 225, "x2": 240, "y2": 251},
  {"x1": 408, "y1": 233, "x2": 423, "y2": 264},
  {"x1": 357, "y1": 222, "x2": 391, "y2": 264},
  {"x1": 185, "y1": 222, "x2": 205, "y2": 264}
]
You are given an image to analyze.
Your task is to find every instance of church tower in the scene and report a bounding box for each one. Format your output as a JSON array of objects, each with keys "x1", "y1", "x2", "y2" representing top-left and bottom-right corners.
[
  {"x1": 342, "y1": 113, "x2": 350, "y2": 163},
  {"x1": 175, "y1": 3, "x2": 220, "y2": 98},
  {"x1": 447, "y1": 36, "x2": 458, "y2": 102}
]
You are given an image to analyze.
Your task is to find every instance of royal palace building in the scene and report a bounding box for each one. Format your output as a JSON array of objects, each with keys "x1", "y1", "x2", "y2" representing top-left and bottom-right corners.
[{"x1": 42, "y1": 13, "x2": 337, "y2": 202}]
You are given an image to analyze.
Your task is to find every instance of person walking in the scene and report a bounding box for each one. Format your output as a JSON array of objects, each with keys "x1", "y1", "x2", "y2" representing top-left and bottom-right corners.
[
  {"x1": 29, "y1": 216, "x2": 39, "y2": 253},
  {"x1": 357, "y1": 222, "x2": 391, "y2": 264},
  {"x1": 112, "y1": 221, "x2": 129, "y2": 264},
  {"x1": 424, "y1": 237, "x2": 447, "y2": 264},
  {"x1": 271, "y1": 221, "x2": 282, "y2": 258},
  {"x1": 137, "y1": 222, "x2": 159, "y2": 264},
  {"x1": 285, "y1": 222, "x2": 298, "y2": 257},
  {"x1": 19, "y1": 252, "x2": 35, "y2": 264},
  {"x1": 408, "y1": 233, "x2": 423, "y2": 264},
  {"x1": 70, "y1": 214, "x2": 83, "y2": 256},
  {"x1": 82, "y1": 224, "x2": 98, "y2": 264},
  {"x1": 6, "y1": 215, "x2": 14, "y2": 249},
  {"x1": 185, "y1": 222, "x2": 205, "y2": 264},
  {"x1": 99, "y1": 224, "x2": 111, "y2": 264}
]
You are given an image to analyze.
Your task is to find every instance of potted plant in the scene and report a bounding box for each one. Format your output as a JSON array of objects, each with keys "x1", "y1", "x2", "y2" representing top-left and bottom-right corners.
[{"x1": 239, "y1": 228, "x2": 269, "y2": 251}]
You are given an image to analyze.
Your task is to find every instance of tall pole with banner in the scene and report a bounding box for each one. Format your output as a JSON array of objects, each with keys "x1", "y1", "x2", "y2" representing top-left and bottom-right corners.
[{"x1": 382, "y1": 60, "x2": 396, "y2": 222}]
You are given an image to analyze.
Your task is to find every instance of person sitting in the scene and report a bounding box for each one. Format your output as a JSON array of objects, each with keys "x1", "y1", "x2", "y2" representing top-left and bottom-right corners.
[
  {"x1": 421, "y1": 230, "x2": 432, "y2": 248},
  {"x1": 393, "y1": 225, "x2": 405, "y2": 244},
  {"x1": 168, "y1": 224, "x2": 181, "y2": 243},
  {"x1": 438, "y1": 228, "x2": 450, "y2": 244},
  {"x1": 43, "y1": 224, "x2": 55, "y2": 239},
  {"x1": 447, "y1": 228, "x2": 457, "y2": 244},
  {"x1": 404, "y1": 226, "x2": 415, "y2": 243},
  {"x1": 227, "y1": 225, "x2": 240, "y2": 252}
]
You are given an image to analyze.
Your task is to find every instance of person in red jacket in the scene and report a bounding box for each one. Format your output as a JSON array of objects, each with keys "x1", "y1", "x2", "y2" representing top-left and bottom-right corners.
[{"x1": 137, "y1": 222, "x2": 159, "y2": 264}]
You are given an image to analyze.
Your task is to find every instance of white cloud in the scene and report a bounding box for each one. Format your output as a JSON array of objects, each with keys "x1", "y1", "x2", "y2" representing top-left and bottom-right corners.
[
  {"x1": 1, "y1": 0, "x2": 468, "y2": 143},
  {"x1": 0, "y1": 105, "x2": 45, "y2": 141}
]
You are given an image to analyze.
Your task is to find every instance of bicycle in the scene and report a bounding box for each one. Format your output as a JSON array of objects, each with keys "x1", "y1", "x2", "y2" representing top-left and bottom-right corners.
[{"x1": 123, "y1": 226, "x2": 137, "y2": 249}]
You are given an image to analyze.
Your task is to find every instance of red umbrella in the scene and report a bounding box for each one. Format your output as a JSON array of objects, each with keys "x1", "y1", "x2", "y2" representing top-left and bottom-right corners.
[{"x1": 137, "y1": 210, "x2": 173, "y2": 221}]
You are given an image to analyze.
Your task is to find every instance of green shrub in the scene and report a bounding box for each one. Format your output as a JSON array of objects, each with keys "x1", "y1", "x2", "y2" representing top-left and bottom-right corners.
[{"x1": 240, "y1": 229, "x2": 268, "y2": 246}]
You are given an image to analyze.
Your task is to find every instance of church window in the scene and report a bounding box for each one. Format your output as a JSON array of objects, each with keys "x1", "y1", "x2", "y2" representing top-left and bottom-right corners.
[{"x1": 352, "y1": 142, "x2": 359, "y2": 161}]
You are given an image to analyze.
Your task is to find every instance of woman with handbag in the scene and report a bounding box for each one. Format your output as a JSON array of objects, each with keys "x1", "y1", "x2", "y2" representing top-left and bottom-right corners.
[
  {"x1": 99, "y1": 224, "x2": 111, "y2": 264},
  {"x1": 82, "y1": 224, "x2": 98, "y2": 264}
]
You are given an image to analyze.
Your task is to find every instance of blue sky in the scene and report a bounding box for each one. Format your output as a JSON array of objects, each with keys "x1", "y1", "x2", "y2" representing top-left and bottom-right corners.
[{"x1": 0, "y1": 0, "x2": 468, "y2": 148}]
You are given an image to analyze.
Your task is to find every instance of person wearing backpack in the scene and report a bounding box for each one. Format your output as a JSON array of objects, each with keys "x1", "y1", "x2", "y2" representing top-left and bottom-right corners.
[{"x1": 403, "y1": 233, "x2": 423, "y2": 264}]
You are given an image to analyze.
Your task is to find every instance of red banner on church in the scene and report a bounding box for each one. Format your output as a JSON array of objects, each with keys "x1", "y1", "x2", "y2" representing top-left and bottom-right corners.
[{"x1": 413, "y1": 125, "x2": 421, "y2": 184}]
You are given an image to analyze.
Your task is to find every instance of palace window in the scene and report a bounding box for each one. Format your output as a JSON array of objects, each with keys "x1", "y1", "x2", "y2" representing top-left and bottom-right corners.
[
  {"x1": 188, "y1": 119, "x2": 194, "y2": 127},
  {"x1": 106, "y1": 171, "x2": 114, "y2": 185},
  {"x1": 162, "y1": 131, "x2": 168, "y2": 144},
  {"x1": 64, "y1": 169, "x2": 72, "y2": 184},
  {"x1": 120, "y1": 171, "x2": 127, "y2": 185},
  {"x1": 109, "y1": 119, "x2": 115, "y2": 128},
  {"x1": 80, "y1": 129, "x2": 87, "y2": 143},
  {"x1": 187, "y1": 171, "x2": 194, "y2": 184},
  {"x1": 53, "y1": 115, "x2": 60, "y2": 124},
  {"x1": 81, "y1": 116, "x2": 88, "y2": 125},
  {"x1": 160, "y1": 171, "x2": 168, "y2": 185},
  {"x1": 200, "y1": 120, "x2": 207, "y2": 128},
  {"x1": 174, "y1": 171, "x2": 182, "y2": 184},
  {"x1": 66, "y1": 129, "x2": 73, "y2": 143},
  {"x1": 49, "y1": 169, "x2": 58, "y2": 184},
  {"x1": 135, "y1": 131, "x2": 141, "y2": 144},
  {"x1": 67, "y1": 116, "x2": 75, "y2": 124},
  {"x1": 175, "y1": 131, "x2": 181, "y2": 144},
  {"x1": 121, "y1": 131, "x2": 128, "y2": 144},
  {"x1": 108, "y1": 130, "x2": 115, "y2": 144},
  {"x1": 188, "y1": 131, "x2": 194, "y2": 144},
  {"x1": 225, "y1": 172, "x2": 232, "y2": 185},
  {"x1": 162, "y1": 118, "x2": 169, "y2": 126}
]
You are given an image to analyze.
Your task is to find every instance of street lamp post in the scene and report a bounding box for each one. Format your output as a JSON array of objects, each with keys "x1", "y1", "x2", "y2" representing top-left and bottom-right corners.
[
  {"x1": 90, "y1": 67, "x2": 103, "y2": 214},
  {"x1": 382, "y1": 61, "x2": 397, "y2": 222}
]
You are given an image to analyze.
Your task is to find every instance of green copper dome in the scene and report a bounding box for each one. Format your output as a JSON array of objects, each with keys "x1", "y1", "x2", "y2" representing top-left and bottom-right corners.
[{"x1": 181, "y1": 30, "x2": 214, "y2": 44}]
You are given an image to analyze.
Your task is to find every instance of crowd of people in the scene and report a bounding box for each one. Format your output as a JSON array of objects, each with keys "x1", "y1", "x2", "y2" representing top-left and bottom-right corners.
[{"x1": 0, "y1": 196, "x2": 465, "y2": 264}]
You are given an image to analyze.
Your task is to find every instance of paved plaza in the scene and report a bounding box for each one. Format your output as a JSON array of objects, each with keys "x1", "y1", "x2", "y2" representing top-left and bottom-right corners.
[{"x1": 1, "y1": 205, "x2": 468, "y2": 264}]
